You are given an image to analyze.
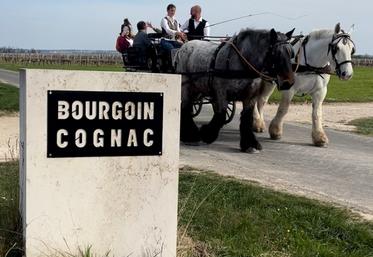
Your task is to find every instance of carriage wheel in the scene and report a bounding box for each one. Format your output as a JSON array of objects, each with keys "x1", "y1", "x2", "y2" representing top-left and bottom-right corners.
[
  {"x1": 224, "y1": 101, "x2": 236, "y2": 124},
  {"x1": 191, "y1": 100, "x2": 203, "y2": 117}
]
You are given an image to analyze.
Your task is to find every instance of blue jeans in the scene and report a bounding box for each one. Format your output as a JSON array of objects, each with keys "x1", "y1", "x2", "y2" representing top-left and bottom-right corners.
[{"x1": 160, "y1": 39, "x2": 183, "y2": 51}]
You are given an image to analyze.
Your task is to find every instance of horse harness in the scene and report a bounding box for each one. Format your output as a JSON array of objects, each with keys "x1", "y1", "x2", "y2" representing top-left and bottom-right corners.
[
  {"x1": 293, "y1": 32, "x2": 355, "y2": 78},
  {"x1": 180, "y1": 36, "x2": 294, "y2": 91}
]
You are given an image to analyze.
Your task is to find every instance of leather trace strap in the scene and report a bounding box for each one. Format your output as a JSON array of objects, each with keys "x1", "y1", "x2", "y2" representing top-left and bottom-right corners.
[{"x1": 290, "y1": 35, "x2": 304, "y2": 73}]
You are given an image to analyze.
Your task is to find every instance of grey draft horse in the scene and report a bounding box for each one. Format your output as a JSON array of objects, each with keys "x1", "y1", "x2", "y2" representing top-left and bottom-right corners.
[{"x1": 174, "y1": 28, "x2": 295, "y2": 152}]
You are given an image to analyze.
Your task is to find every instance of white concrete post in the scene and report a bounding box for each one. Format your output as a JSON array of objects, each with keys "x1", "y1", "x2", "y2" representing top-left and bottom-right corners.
[{"x1": 19, "y1": 69, "x2": 181, "y2": 257}]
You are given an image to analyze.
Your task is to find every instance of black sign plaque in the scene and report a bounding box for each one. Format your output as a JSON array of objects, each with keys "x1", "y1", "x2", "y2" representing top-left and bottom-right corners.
[{"x1": 47, "y1": 90, "x2": 163, "y2": 158}]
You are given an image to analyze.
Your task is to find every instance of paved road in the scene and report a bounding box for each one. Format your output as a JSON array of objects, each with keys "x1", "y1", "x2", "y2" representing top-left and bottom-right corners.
[
  {"x1": 0, "y1": 69, "x2": 19, "y2": 87},
  {"x1": 181, "y1": 105, "x2": 373, "y2": 218}
]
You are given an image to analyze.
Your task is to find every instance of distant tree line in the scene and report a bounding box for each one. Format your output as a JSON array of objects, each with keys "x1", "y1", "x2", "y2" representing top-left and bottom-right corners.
[
  {"x1": 0, "y1": 47, "x2": 39, "y2": 53},
  {"x1": 0, "y1": 47, "x2": 117, "y2": 55}
]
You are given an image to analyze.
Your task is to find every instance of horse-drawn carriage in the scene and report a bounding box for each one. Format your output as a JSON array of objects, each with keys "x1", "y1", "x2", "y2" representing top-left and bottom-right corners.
[
  {"x1": 123, "y1": 34, "x2": 237, "y2": 124},
  {"x1": 122, "y1": 24, "x2": 354, "y2": 151}
]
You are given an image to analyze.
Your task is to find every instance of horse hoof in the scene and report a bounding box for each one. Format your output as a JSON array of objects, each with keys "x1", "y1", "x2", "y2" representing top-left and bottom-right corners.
[
  {"x1": 241, "y1": 147, "x2": 261, "y2": 154},
  {"x1": 270, "y1": 133, "x2": 282, "y2": 140},
  {"x1": 240, "y1": 141, "x2": 262, "y2": 153},
  {"x1": 312, "y1": 131, "x2": 329, "y2": 147},
  {"x1": 253, "y1": 119, "x2": 266, "y2": 133},
  {"x1": 314, "y1": 141, "x2": 328, "y2": 147},
  {"x1": 182, "y1": 141, "x2": 200, "y2": 146},
  {"x1": 200, "y1": 125, "x2": 219, "y2": 144},
  {"x1": 269, "y1": 122, "x2": 282, "y2": 140},
  {"x1": 255, "y1": 142, "x2": 263, "y2": 151},
  {"x1": 253, "y1": 127, "x2": 265, "y2": 133},
  {"x1": 180, "y1": 133, "x2": 201, "y2": 144}
]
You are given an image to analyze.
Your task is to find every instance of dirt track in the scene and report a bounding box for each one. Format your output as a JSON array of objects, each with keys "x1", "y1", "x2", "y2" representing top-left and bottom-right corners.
[{"x1": 263, "y1": 102, "x2": 373, "y2": 132}]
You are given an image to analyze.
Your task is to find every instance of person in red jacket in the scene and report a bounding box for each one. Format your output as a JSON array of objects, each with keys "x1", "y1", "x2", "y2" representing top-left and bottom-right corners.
[
  {"x1": 116, "y1": 25, "x2": 134, "y2": 66},
  {"x1": 116, "y1": 26, "x2": 133, "y2": 54}
]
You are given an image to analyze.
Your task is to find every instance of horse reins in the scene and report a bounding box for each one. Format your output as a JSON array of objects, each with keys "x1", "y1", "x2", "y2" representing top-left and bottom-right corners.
[{"x1": 225, "y1": 41, "x2": 275, "y2": 81}]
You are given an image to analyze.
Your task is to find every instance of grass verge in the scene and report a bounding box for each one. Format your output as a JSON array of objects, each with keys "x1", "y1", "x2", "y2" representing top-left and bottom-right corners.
[
  {"x1": 348, "y1": 117, "x2": 373, "y2": 136},
  {"x1": 0, "y1": 162, "x2": 22, "y2": 257},
  {"x1": 0, "y1": 83, "x2": 19, "y2": 114},
  {"x1": 2, "y1": 163, "x2": 372, "y2": 256},
  {"x1": 178, "y1": 170, "x2": 373, "y2": 257}
]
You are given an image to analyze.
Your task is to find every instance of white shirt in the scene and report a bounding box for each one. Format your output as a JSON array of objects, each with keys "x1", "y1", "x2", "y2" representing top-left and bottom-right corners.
[
  {"x1": 161, "y1": 16, "x2": 181, "y2": 39},
  {"x1": 181, "y1": 17, "x2": 210, "y2": 37},
  {"x1": 127, "y1": 38, "x2": 134, "y2": 47}
]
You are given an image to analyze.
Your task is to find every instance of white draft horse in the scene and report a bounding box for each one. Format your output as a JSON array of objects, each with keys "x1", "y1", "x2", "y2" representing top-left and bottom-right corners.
[{"x1": 253, "y1": 23, "x2": 355, "y2": 147}]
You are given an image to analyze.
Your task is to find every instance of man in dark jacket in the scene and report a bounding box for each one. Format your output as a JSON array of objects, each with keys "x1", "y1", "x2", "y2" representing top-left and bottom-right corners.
[
  {"x1": 181, "y1": 5, "x2": 210, "y2": 40},
  {"x1": 133, "y1": 21, "x2": 158, "y2": 71},
  {"x1": 134, "y1": 21, "x2": 152, "y2": 52}
]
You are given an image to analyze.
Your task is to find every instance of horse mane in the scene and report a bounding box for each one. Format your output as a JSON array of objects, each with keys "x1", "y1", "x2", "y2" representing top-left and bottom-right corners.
[
  {"x1": 235, "y1": 28, "x2": 270, "y2": 42},
  {"x1": 309, "y1": 29, "x2": 334, "y2": 40}
]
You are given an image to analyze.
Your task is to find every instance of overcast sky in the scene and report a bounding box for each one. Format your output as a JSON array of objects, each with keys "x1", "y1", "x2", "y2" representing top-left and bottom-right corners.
[{"x1": 0, "y1": 0, "x2": 371, "y2": 54}]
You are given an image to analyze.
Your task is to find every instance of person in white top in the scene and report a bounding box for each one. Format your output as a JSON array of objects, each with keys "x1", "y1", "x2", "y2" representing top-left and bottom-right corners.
[
  {"x1": 181, "y1": 5, "x2": 210, "y2": 41},
  {"x1": 160, "y1": 4, "x2": 186, "y2": 51}
]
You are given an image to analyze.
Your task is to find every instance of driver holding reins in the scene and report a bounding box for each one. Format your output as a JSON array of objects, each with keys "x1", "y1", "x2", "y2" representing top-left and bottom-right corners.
[{"x1": 181, "y1": 5, "x2": 210, "y2": 41}]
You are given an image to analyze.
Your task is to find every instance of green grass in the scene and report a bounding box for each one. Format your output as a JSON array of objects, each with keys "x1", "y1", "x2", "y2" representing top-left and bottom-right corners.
[
  {"x1": 268, "y1": 67, "x2": 373, "y2": 103},
  {"x1": 349, "y1": 117, "x2": 373, "y2": 136},
  {"x1": 178, "y1": 171, "x2": 373, "y2": 257},
  {"x1": 0, "y1": 162, "x2": 22, "y2": 257},
  {"x1": 1, "y1": 163, "x2": 373, "y2": 256},
  {"x1": 0, "y1": 62, "x2": 124, "y2": 72},
  {"x1": 0, "y1": 83, "x2": 19, "y2": 113}
]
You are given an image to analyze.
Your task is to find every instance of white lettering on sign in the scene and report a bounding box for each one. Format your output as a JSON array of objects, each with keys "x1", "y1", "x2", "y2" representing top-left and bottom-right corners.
[
  {"x1": 127, "y1": 129, "x2": 138, "y2": 147},
  {"x1": 56, "y1": 101, "x2": 155, "y2": 121},
  {"x1": 75, "y1": 129, "x2": 87, "y2": 148},
  {"x1": 93, "y1": 129, "x2": 104, "y2": 148},
  {"x1": 144, "y1": 102, "x2": 154, "y2": 120},
  {"x1": 144, "y1": 129, "x2": 154, "y2": 147},
  {"x1": 55, "y1": 129, "x2": 157, "y2": 149},
  {"x1": 50, "y1": 92, "x2": 162, "y2": 157},
  {"x1": 72, "y1": 101, "x2": 84, "y2": 120},
  {"x1": 125, "y1": 102, "x2": 136, "y2": 120},
  {"x1": 58, "y1": 101, "x2": 70, "y2": 120},
  {"x1": 98, "y1": 101, "x2": 110, "y2": 120},
  {"x1": 111, "y1": 129, "x2": 122, "y2": 147},
  {"x1": 56, "y1": 129, "x2": 68, "y2": 148},
  {"x1": 86, "y1": 101, "x2": 97, "y2": 120},
  {"x1": 112, "y1": 102, "x2": 123, "y2": 120}
]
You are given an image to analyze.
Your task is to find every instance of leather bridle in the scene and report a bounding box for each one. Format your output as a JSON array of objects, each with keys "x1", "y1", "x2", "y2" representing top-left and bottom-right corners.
[{"x1": 328, "y1": 33, "x2": 356, "y2": 76}]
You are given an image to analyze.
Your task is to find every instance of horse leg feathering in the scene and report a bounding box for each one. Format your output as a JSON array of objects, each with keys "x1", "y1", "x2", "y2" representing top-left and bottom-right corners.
[
  {"x1": 311, "y1": 85, "x2": 329, "y2": 147},
  {"x1": 180, "y1": 81, "x2": 201, "y2": 143},
  {"x1": 241, "y1": 100, "x2": 262, "y2": 152},
  {"x1": 200, "y1": 112, "x2": 226, "y2": 144},
  {"x1": 253, "y1": 79, "x2": 276, "y2": 133},
  {"x1": 200, "y1": 93, "x2": 227, "y2": 144},
  {"x1": 269, "y1": 89, "x2": 295, "y2": 140}
]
